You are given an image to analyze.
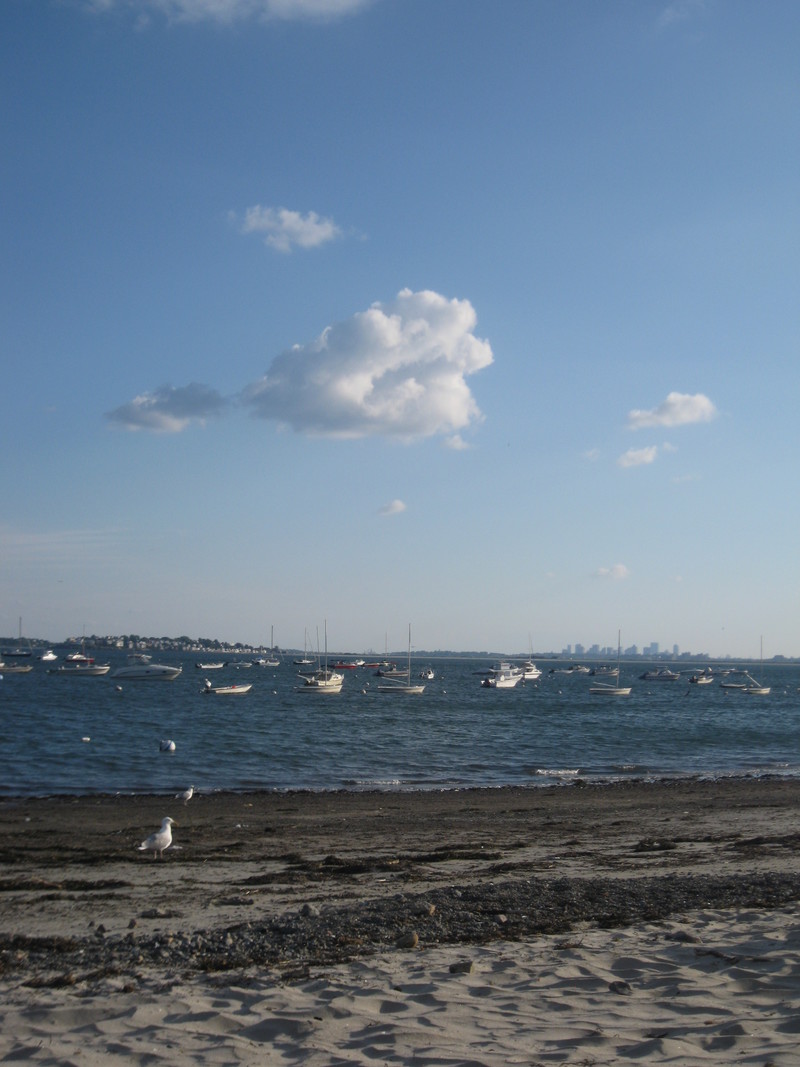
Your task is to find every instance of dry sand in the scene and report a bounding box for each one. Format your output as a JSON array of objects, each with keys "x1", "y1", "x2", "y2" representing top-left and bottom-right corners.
[{"x1": 2, "y1": 778, "x2": 800, "y2": 1063}]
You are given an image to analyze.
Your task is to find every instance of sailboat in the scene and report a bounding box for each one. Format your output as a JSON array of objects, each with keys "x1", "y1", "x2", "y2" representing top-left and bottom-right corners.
[
  {"x1": 744, "y1": 636, "x2": 771, "y2": 695},
  {"x1": 293, "y1": 629, "x2": 313, "y2": 666},
  {"x1": 3, "y1": 617, "x2": 32, "y2": 658},
  {"x1": 520, "y1": 634, "x2": 542, "y2": 680},
  {"x1": 259, "y1": 626, "x2": 280, "y2": 667},
  {"x1": 298, "y1": 621, "x2": 343, "y2": 692},
  {"x1": 378, "y1": 625, "x2": 425, "y2": 694},
  {"x1": 589, "y1": 630, "x2": 631, "y2": 696}
]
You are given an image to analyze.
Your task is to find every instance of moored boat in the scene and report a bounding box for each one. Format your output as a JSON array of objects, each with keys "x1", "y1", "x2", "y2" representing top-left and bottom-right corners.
[
  {"x1": 481, "y1": 661, "x2": 522, "y2": 688},
  {"x1": 113, "y1": 654, "x2": 182, "y2": 681},
  {"x1": 49, "y1": 661, "x2": 111, "y2": 676},
  {"x1": 202, "y1": 679, "x2": 252, "y2": 695}
]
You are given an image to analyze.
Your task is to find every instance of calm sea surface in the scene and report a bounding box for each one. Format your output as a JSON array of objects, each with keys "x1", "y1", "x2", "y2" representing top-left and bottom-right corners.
[{"x1": 2, "y1": 653, "x2": 799, "y2": 797}]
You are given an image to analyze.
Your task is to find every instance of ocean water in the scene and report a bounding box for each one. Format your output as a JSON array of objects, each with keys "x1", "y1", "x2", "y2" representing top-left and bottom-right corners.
[{"x1": 1, "y1": 653, "x2": 799, "y2": 797}]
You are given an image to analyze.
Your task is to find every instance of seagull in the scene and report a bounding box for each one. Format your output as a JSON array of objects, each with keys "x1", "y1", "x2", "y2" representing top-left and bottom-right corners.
[
  {"x1": 137, "y1": 816, "x2": 176, "y2": 858},
  {"x1": 160, "y1": 739, "x2": 176, "y2": 752},
  {"x1": 176, "y1": 785, "x2": 194, "y2": 803}
]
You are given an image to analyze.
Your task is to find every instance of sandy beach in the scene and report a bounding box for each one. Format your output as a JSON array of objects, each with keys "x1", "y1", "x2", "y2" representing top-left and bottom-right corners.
[{"x1": 3, "y1": 778, "x2": 800, "y2": 1063}]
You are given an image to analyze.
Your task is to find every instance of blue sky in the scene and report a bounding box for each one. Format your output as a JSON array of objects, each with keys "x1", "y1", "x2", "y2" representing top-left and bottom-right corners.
[{"x1": 2, "y1": 0, "x2": 799, "y2": 658}]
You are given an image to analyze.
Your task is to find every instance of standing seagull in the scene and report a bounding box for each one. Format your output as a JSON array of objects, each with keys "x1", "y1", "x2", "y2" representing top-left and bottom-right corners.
[
  {"x1": 137, "y1": 816, "x2": 176, "y2": 858},
  {"x1": 176, "y1": 785, "x2": 194, "y2": 804}
]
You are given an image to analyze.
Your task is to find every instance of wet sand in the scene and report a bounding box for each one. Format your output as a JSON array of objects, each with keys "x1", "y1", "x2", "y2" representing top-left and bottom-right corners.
[{"x1": 2, "y1": 777, "x2": 800, "y2": 947}]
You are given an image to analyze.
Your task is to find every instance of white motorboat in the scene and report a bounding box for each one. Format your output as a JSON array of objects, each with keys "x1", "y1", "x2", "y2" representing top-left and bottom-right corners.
[
  {"x1": 202, "y1": 679, "x2": 252, "y2": 695},
  {"x1": 481, "y1": 661, "x2": 522, "y2": 689},
  {"x1": 49, "y1": 661, "x2": 111, "y2": 676},
  {"x1": 590, "y1": 631, "x2": 631, "y2": 696},
  {"x1": 113, "y1": 654, "x2": 182, "y2": 681},
  {"x1": 520, "y1": 660, "x2": 542, "y2": 680},
  {"x1": 0, "y1": 659, "x2": 34, "y2": 674},
  {"x1": 419, "y1": 667, "x2": 435, "y2": 680},
  {"x1": 639, "y1": 668, "x2": 681, "y2": 682},
  {"x1": 196, "y1": 661, "x2": 225, "y2": 669},
  {"x1": 378, "y1": 625, "x2": 425, "y2": 694},
  {"x1": 689, "y1": 671, "x2": 714, "y2": 685},
  {"x1": 40, "y1": 650, "x2": 58, "y2": 662}
]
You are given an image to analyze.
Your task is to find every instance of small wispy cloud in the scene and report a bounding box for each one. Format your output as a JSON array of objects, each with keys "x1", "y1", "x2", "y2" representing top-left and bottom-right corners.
[
  {"x1": 378, "y1": 499, "x2": 406, "y2": 517},
  {"x1": 618, "y1": 445, "x2": 659, "y2": 468},
  {"x1": 583, "y1": 447, "x2": 600, "y2": 462},
  {"x1": 106, "y1": 383, "x2": 226, "y2": 433},
  {"x1": 628, "y1": 392, "x2": 717, "y2": 430},
  {"x1": 596, "y1": 563, "x2": 630, "y2": 580},
  {"x1": 444, "y1": 434, "x2": 470, "y2": 451},
  {"x1": 237, "y1": 205, "x2": 342, "y2": 253},
  {"x1": 657, "y1": 0, "x2": 708, "y2": 31},
  {"x1": 83, "y1": 0, "x2": 372, "y2": 24}
]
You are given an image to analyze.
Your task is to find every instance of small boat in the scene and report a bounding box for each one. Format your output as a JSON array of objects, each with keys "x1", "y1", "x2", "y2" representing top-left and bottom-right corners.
[
  {"x1": 419, "y1": 667, "x2": 435, "y2": 680},
  {"x1": 481, "y1": 661, "x2": 522, "y2": 689},
  {"x1": 196, "y1": 661, "x2": 225, "y2": 669},
  {"x1": 298, "y1": 621, "x2": 344, "y2": 692},
  {"x1": 0, "y1": 659, "x2": 34, "y2": 674},
  {"x1": 744, "y1": 637, "x2": 771, "y2": 695},
  {"x1": 590, "y1": 631, "x2": 631, "y2": 696},
  {"x1": 378, "y1": 625, "x2": 425, "y2": 694},
  {"x1": 202, "y1": 679, "x2": 252, "y2": 695},
  {"x1": 255, "y1": 626, "x2": 281, "y2": 667},
  {"x1": 40, "y1": 650, "x2": 58, "y2": 662},
  {"x1": 520, "y1": 635, "x2": 542, "y2": 680},
  {"x1": 49, "y1": 661, "x2": 111, "y2": 676},
  {"x1": 113, "y1": 654, "x2": 182, "y2": 681},
  {"x1": 300, "y1": 668, "x2": 344, "y2": 692},
  {"x1": 639, "y1": 668, "x2": 681, "y2": 682},
  {"x1": 3, "y1": 618, "x2": 32, "y2": 657},
  {"x1": 520, "y1": 660, "x2": 542, "y2": 680},
  {"x1": 689, "y1": 671, "x2": 714, "y2": 685},
  {"x1": 293, "y1": 629, "x2": 314, "y2": 666}
]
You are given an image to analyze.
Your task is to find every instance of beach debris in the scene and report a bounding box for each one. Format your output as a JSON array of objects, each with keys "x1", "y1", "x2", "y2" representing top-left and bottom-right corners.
[
  {"x1": 396, "y1": 930, "x2": 419, "y2": 950},
  {"x1": 449, "y1": 959, "x2": 475, "y2": 974},
  {"x1": 160, "y1": 739, "x2": 176, "y2": 753},
  {"x1": 137, "y1": 816, "x2": 176, "y2": 858},
  {"x1": 608, "y1": 980, "x2": 632, "y2": 995},
  {"x1": 176, "y1": 785, "x2": 194, "y2": 803}
]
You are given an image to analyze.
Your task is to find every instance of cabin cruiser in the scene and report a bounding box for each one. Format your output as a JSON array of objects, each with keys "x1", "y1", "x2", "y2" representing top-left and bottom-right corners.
[
  {"x1": 481, "y1": 662, "x2": 523, "y2": 688},
  {"x1": 113, "y1": 654, "x2": 182, "y2": 681}
]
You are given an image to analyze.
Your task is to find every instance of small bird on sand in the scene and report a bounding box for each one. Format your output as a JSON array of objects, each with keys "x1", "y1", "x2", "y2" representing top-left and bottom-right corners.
[
  {"x1": 176, "y1": 785, "x2": 194, "y2": 803},
  {"x1": 137, "y1": 816, "x2": 176, "y2": 858}
]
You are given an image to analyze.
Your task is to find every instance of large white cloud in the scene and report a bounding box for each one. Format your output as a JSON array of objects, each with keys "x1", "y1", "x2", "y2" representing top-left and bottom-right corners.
[
  {"x1": 106, "y1": 383, "x2": 226, "y2": 433},
  {"x1": 238, "y1": 206, "x2": 341, "y2": 253},
  {"x1": 241, "y1": 289, "x2": 493, "y2": 439},
  {"x1": 627, "y1": 392, "x2": 717, "y2": 430}
]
